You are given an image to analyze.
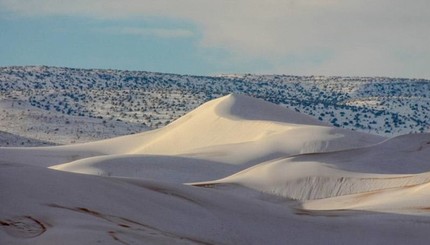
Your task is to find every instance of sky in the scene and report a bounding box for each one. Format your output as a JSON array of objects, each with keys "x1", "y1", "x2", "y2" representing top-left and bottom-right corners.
[{"x1": 1, "y1": 0, "x2": 430, "y2": 79}]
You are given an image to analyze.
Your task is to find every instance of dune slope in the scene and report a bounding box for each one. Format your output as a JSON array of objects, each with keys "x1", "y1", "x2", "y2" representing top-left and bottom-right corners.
[
  {"x1": 3, "y1": 162, "x2": 430, "y2": 245},
  {"x1": 1, "y1": 94, "x2": 384, "y2": 168},
  {"x1": 191, "y1": 133, "x2": 430, "y2": 207},
  {"x1": 2, "y1": 94, "x2": 430, "y2": 244}
]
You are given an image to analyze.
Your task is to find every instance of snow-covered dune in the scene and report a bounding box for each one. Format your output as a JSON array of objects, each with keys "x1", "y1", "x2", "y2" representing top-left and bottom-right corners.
[
  {"x1": 191, "y1": 133, "x2": 430, "y2": 203},
  {"x1": 192, "y1": 160, "x2": 430, "y2": 201},
  {"x1": 302, "y1": 181, "x2": 430, "y2": 214},
  {"x1": 127, "y1": 94, "x2": 384, "y2": 159},
  {"x1": 1, "y1": 94, "x2": 383, "y2": 168},
  {"x1": 45, "y1": 94, "x2": 385, "y2": 183},
  {"x1": 51, "y1": 154, "x2": 236, "y2": 183},
  {"x1": 2, "y1": 94, "x2": 430, "y2": 244},
  {"x1": 258, "y1": 132, "x2": 430, "y2": 174},
  {"x1": 3, "y1": 161, "x2": 430, "y2": 245}
]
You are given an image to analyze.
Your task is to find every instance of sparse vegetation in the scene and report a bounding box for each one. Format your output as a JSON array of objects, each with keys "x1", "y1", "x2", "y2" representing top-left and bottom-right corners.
[{"x1": 0, "y1": 66, "x2": 429, "y2": 146}]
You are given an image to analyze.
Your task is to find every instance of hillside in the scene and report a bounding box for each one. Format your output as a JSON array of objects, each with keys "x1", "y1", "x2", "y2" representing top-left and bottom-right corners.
[
  {"x1": 1, "y1": 66, "x2": 429, "y2": 145},
  {"x1": 0, "y1": 130, "x2": 55, "y2": 147}
]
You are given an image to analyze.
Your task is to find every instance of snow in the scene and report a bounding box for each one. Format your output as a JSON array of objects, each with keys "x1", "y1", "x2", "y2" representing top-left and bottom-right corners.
[
  {"x1": 5, "y1": 163, "x2": 430, "y2": 245},
  {"x1": 1, "y1": 66, "x2": 429, "y2": 145},
  {"x1": 302, "y1": 181, "x2": 430, "y2": 214},
  {"x1": 2, "y1": 93, "x2": 430, "y2": 244},
  {"x1": 194, "y1": 160, "x2": 430, "y2": 201},
  {"x1": 0, "y1": 99, "x2": 147, "y2": 145}
]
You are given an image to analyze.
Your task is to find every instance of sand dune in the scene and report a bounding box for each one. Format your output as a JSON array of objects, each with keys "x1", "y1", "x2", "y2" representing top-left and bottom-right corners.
[
  {"x1": 191, "y1": 132, "x2": 430, "y2": 200},
  {"x1": 2, "y1": 94, "x2": 430, "y2": 244},
  {"x1": 0, "y1": 94, "x2": 384, "y2": 167},
  {"x1": 3, "y1": 162, "x2": 430, "y2": 245},
  {"x1": 126, "y1": 94, "x2": 384, "y2": 159},
  {"x1": 48, "y1": 94, "x2": 384, "y2": 183},
  {"x1": 302, "y1": 181, "x2": 430, "y2": 214},
  {"x1": 192, "y1": 160, "x2": 430, "y2": 201},
  {"x1": 272, "y1": 133, "x2": 430, "y2": 174},
  {"x1": 51, "y1": 154, "x2": 236, "y2": 183}
]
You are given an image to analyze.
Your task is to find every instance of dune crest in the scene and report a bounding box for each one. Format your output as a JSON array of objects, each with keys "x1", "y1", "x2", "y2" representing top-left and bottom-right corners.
[{"x1": 2, "y1": 94, "x2": 430, "y2": 244}]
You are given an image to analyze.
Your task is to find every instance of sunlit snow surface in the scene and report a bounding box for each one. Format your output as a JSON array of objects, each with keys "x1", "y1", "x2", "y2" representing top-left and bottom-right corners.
[{"x1": 2, "y1": 94, "x2": 430, "y2": 244}]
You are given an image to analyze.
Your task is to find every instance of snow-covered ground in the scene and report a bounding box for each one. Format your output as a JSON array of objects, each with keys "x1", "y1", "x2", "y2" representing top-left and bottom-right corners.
[
  {"x1": 0, "y1": 66, "x2": 429, "y2": 146},
  {"x1": 0, "y1": 98, "x2": 147, "y2": 145},
  {"x1": 2, "y1": 94, "x2": 430, "y2": 244}
]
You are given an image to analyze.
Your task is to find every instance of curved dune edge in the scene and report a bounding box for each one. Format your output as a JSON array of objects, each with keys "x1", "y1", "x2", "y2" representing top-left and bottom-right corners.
[
  {"x1": 11, "y1": 94, "x2": 382, "y2": 172},
  {"x1": 301, "y1": 181, "x2": 430, "y2": 214},
  {"x1": 2, "y1": 94, "x2": 430, "y2": 244},
  {"x1": 191, "y1": 161, "x2": 430, "y2": 200}
]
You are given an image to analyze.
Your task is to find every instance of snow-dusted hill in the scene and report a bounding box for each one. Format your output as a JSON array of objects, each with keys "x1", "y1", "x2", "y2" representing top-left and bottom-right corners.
[
  {"x1": 0, "y1": 130, "x2": 55, "y2": 147},
  {"x1": 0, "y1": 98, "x2": 147, "y2": 146},
  {"x1": 1, "y1": 66, "x2": 429, "y2": 145},
  {"x1": 2, "y1": 94, "x2": 430, "y2": 244}
]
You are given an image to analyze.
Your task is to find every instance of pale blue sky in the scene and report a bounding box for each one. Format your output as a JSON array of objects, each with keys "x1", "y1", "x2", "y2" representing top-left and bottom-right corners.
[
  {"x1": 0, "y1": 16, "x2": 235, "y2": 75},
  {"x1": 1, "y1": 0, "x2": 430, "y2": 78}
]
